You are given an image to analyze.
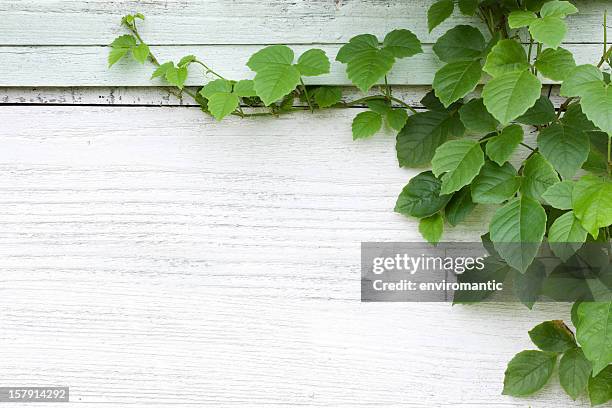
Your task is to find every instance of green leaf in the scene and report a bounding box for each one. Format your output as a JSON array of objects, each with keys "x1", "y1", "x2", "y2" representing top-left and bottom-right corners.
[
  {"x1": 521, "y1": 153, "x2": 560, "y2": 201},
  {"x1": 588, "y1": 365, "x2": 612, "y2": 406},
  {"x1": 313, "y1": 86, "x2": 342, "y2": 108},
  {"x1": 352, "y1": 111, "x2": 382, "y2": 139},
  {"x1": 516, "y1": 95, "x2": 556, "y2": 125},
  {"x1": 394, "y1": 171, "x2": 452, "y2": 218},
  {"x1": 540, "y1": 1, "x2": 578, "y2": 18},
  {"x1": 445, "y1": 186, "x2": 476, "y2": 226},
  {"x1": 562, "y1": 103, "x2": 597, "y2": 131},
  {"x1": 537, "y1": 123, "x2": 589, "y2": 179},
  {"x1": 483, "y1": 39, "x2": 529, "y2": 77},
  {"x1": 428, "y1": 0, "x2": 454, "y2": 32},
  {"x1": 335, "y1": 34, "x2": 379, "y2": 63},
  {"x1": 482, "y1": 70, "x2": 542, "y2": 124},
  {"x1": 207, "y1": 92, "x2": 240, "y2": 121},
  {"x1": 420, "y1": 89, "x2": 447, "y2": 111},
  {"x1": 131, "y1": 43, "x2": 149, "y2": 64},
  {"x1": 433, "y1": 60, "x2": 482, "y2": 107},
  {"x1": 247, "y1": 44, "x2": 294, "y2": 70},
  {"x1": 583, "y1": 131, "x2": 610, "y2": 175},
  {"x1": 108, "y1": 47, "x2": 130, "y2": 68},
  {"x1": 247, "y1": 45, "x2": 301, "y2": 105},
  {"x1": 252, "y1": 63, "x2": 301, "y2": 106},
  {"x1": 581, "y1": 84, "x2": 612, "y2": 135},
  {"x1": 529, "y1": 16, "x2": 567, "y2": 49},
  {"x1": 458, "y1": 0, "x2": 479, "y2": 16},
  {"x1": 122, "y1": 15, "x2": 135, "y2": 26},
  {"x1": 233, "y1": 79, "x2": 257, "y2": 97},
  {"x1": 490, "y1": 196, "x2": 546, "y2": 272},
  {"x1": 459, "y1": 98, "x2": 499, "y2": 133},
  {"x1": 296, "y1": 49, "x2": 330, "y2": 76},
  {"x1": 432, "y1": 25, "x2": 486, "y2": 63},
  {"x1": 542, "y1": 181, "x2": 574, "y2": 210},
  {"x1": 419, "y1": 213, "x2": 444, "y2": 244},
  {"x1": 503, "y1": 350, "x2": 557, "y2": 396},
  {"x1": 471, "y1": 161, "x2": 520, "y2": 204},
  {"x1": 366, "y1": 99, "x2": 391, "y2": 114},
  {"x1": 513, "y1": 261, "x2": 546, "y2": 308},
  {"x1": 386, "y1": 109, "x2": 409, "y2": 131},
  {"x1": 548, "y1": 211, "x2": 588, "y2": 261},
  {"x1": 382, "y1": 29, "x2": 422, "y2": 59},
  {"x1": 200, "y1": 79, "x2": 233, "y2": 99},
  {"x1": 572, "y1": 301, "x2": 583, "y2": 328},
  {"x1": 485, "y1": 124, "x2": 523, "y2": 166},
  {"x1": 572, "y1": 176, "x2": 612, "y2": 238},
  {"x1": 165, "y1": 65, "x2": 188, "y2": 89},
  {"x1": 345, "y1": 48, "x2": 395, "y2": 92},
  {"x1": 560, "y1": 65, "x2": 604, "y2": 98},
  {"x1": 108, "y1": 34, "x2": 137, "y2": 67},
  {"x1": 560, "y1": 348, "x2": 592, "y2": 400},
  {"x1": 177, "y1": 55, "x2": 196, "y2": 68},
  {"x1": 576, "y1": 301, "x2": 612, "y2": 375},
  {"x1": 396, "y1": 111, "x2": 464, "y2": 167},
  {"x1": 110, "y1": 34, "x2": 137, "y2": 49},
  {"x1": 508, "y1": 10, "x2": 538, "y2": 28},
  {"x1": 432, "y1": 139, "x2": 485, "y2": 194},
  {"x1": 528, "y1": 320, "x2": 576, "y2": 352},
  {"x1": 336, "y1": 33, "x2": 400, "y2": 92},
  {"x1": 534, "y1": 47, "x2": 576, "y2": 81},
  {"x1": 151, "y1": 61, "x2": 173, "y2": 79}
]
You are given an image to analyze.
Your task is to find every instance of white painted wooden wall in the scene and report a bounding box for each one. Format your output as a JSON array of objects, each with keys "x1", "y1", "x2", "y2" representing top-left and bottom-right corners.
[{"x1": 0, "y1": 1, "x2": 609, "y2": 406}]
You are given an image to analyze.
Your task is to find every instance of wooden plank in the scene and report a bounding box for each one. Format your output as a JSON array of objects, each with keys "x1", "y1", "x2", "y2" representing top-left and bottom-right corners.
[
  {"x1": 0, "y1": 86, "x2": 432, "y2": 107},
  {"x1": 0, "y1": 44, "x2": 607, "y2": 87},
  {"x1": 0, "y1": 0, "x2": 606, "y2": 45},
  {"x1": 0, "y1": 85, "x2": 566, "y2": 107},
  {"x1": 0, "y1": 105, "x2": 587, "y2": 407}
]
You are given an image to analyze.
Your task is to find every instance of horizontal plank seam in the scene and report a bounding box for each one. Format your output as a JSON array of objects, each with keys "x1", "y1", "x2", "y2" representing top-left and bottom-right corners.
[
  {"x1": 0, "y1": 102, "x2": 429, "y2": 110},
  {"x1": 0, "y1": 41, "x2": 605, "y2": 47}
]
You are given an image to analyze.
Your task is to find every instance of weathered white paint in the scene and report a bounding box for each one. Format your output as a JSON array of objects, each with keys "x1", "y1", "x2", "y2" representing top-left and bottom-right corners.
[
  {"x1": 0, "y1": 106, "x2": 589, "y2": 407},
  {"x1": 0, "y1": 0, "x2": 606, "y2": 405},
  {"x1": 1, "y1": 44, "x2": 608, "y2": 87},
  {"x1": 0, "y1": 85, "x2": 566, "y2": 107},
  {"x1": 0, "y1": 86, "x2": 433, "y2": 106},
  {"x1": 0, "y1": 0, "x2": 606, "y2": 45}
]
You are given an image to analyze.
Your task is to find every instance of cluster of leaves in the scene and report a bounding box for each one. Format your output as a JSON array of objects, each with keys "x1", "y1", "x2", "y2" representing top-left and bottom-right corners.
[
  {"x1": 109, "y1": 2, "x2": 611, "y2": 404},
  {"x1": 504, "y1": 311, "x2": 611, "y2": 405}
]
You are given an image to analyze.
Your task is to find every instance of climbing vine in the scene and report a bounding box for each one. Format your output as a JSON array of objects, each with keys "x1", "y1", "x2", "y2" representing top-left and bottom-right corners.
[{"x1": 110, "y1": 1, "x2": 611, "y2": 404}]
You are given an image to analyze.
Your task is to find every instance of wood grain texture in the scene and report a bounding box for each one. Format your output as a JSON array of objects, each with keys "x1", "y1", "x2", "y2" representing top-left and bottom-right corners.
[
  {"x1": 0, "y1": 106, "x2": 590, "y2": 407},
  {"x1": 0, "y1": 0, "x2": 606, "y2": 45},
  {"x1": 1, "y1": 44, "x2": 608, "y2": 87},
  {"x1": 0, "y1": 84, "x2": 567, "y2": 107},
  {"x1": 0, "y1": 86, "x2": 433, "y2": 107},
  {"x1": 0, "y1": 0, "x2": 606, "y2": 405}
]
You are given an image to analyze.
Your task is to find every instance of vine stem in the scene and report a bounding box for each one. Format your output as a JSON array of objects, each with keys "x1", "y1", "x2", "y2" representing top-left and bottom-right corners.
[
  {"x1": 389, "y1": 96, "x2": 418, "y2": 113},
  {"x1": 520, "y1": 142, "x2": 536, "y2": 152},
  {"x1": 127, "y1": 19, "x2": 417, "y2": 117},
  {"x1": 299, "y1": 78, "x2": 314, "y2": 112},
  {"x1": 598, "y1": 10, "x2": 611, "y2": 68},
  {"x1": 193, "y1": 60, "x2": 226, "y2": 80},
  {"x1": 608, "y1": 137, "x2": 612, "y2": 176},
  {"x1": 383, "y1": 75, "x2": 392, "y2": 99},
  {"x1": 556, "y1": 97, "x2": 575, "y2": 119},
  {"x1": 129, "y1": 22, "x2": 159, "y2": 66},
  {"x1": 341, "y1": 95, "x2": 417, "y2": 113}
]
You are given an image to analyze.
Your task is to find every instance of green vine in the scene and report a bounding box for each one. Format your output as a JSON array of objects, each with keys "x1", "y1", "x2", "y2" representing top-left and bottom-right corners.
[{"x1": 110, "y1": 1, "x2": 611, "y2": 404}]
